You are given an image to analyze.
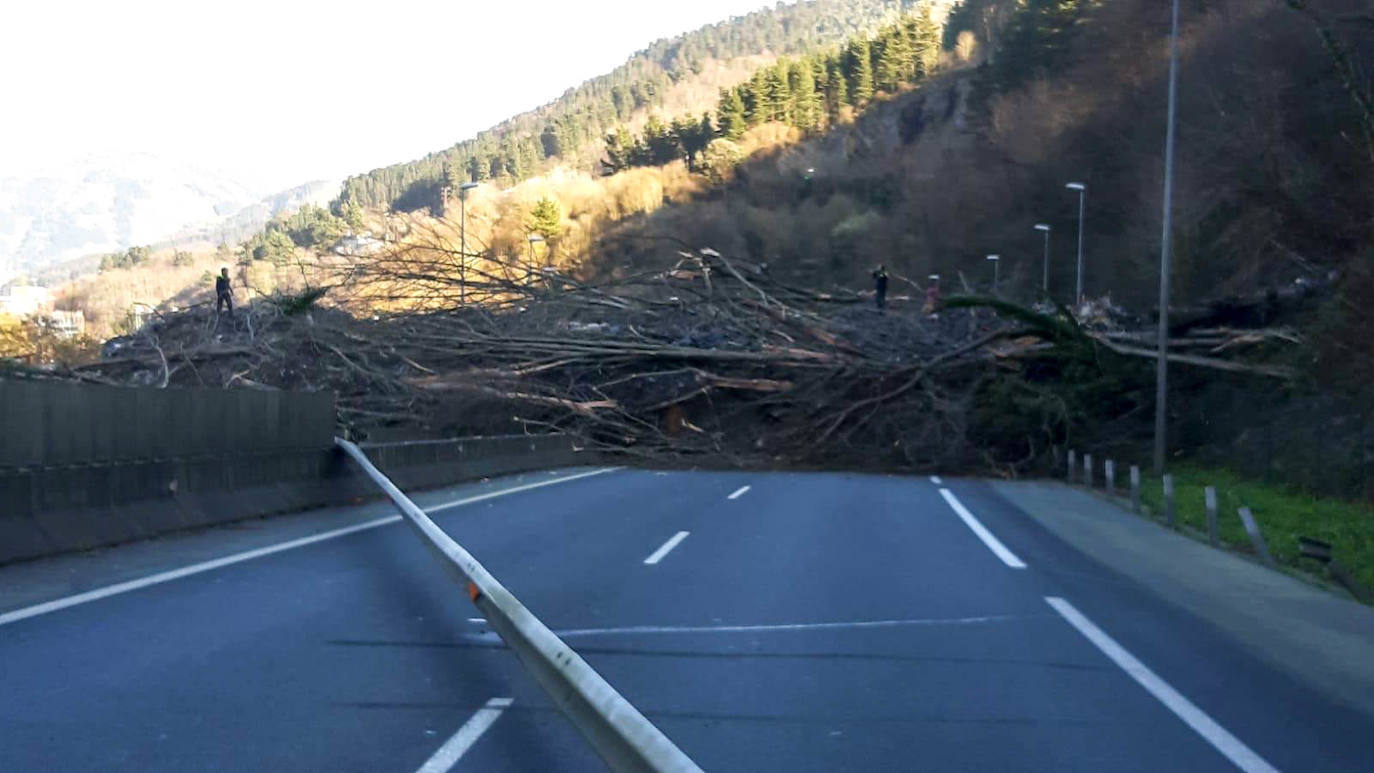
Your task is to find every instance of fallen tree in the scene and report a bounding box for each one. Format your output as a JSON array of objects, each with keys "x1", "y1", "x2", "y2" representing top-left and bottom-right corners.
[{"x1": 33, "y1": 238, "x2": 1298, "y2": 476}]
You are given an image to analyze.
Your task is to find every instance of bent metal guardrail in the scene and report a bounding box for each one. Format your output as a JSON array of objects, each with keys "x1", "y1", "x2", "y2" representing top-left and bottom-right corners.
[{"x1": 334, "y1": 438, "x2": 702, "y2": 773}]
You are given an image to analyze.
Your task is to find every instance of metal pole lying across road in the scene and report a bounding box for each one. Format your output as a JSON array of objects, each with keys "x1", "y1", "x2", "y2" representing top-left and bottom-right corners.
[{"x1": 334, "y1": 439, "x2": 701, "y2": 773}]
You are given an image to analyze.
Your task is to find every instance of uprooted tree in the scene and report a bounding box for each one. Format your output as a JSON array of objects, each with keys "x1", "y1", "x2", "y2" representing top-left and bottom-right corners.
[{"x1": 27, "y1": 219, "x2": 1301, "y2": 476}]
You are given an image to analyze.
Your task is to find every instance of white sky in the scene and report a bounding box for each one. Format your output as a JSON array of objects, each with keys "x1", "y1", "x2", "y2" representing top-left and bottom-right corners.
[{"x1": 0, "y1": 0, "x2": 773, "y2": 192}]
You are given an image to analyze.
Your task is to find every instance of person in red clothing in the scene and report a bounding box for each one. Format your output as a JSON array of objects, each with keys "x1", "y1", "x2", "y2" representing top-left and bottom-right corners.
[{"x1": 924, "y1": 275, "x2": 942, "y2": 316}]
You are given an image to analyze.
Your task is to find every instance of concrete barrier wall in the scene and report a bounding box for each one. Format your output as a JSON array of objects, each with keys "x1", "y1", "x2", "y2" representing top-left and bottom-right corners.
[
  {"x1": 0, "y1": 431, "x2": 595, "y2": 566},
  {"x1": 0, "y1": 380, "x2": 335, "y2": 467}
]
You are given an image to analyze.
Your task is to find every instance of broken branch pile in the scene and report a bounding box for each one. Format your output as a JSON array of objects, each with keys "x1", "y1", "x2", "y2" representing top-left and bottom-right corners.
[{"x1": 51, "y1": 247, "x2": 1300, "y2": 474}]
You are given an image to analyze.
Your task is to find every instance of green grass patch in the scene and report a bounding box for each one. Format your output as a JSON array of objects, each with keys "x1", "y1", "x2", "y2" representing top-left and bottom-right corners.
[{"x1": 1136, "y1": 465, "x2": 1374, "y2": 591}]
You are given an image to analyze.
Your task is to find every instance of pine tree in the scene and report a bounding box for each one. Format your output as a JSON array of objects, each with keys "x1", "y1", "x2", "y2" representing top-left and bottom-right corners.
[
  {"x1": 844, "y1": 38, "x2": 874, "y2": 107},
  {"x1": 443, "y1": 160, "x2": 462, "y2": 191},
  {"x1": 643, "y1": 115, "x2": 680, "y2": 165},
  {"x1": 809, "y1": 55, "x2": 829, "y2": 124},
  {"x1": 790, "y1": 59, "x2": 820, "y2": 132},
  {"x1": 603, "y1": 126, "x2": 636, "y2": 172},
  {"x1": 342, "y1": 200, "x2": 365, "y2": 231},
  {"x1": 762, "y1": 62, "x2": 792, "y2": 123},
  {"x1": 995, "y1": 0, "x2": 1089, "y2": 90},
  {"x1": 824, "y1": 53, "x2": 849, "y2": 124},
  {"x1": 518, "y1": 138, "x2": 541, "y2": 178},
  {"x1": 540, "y1": 125, "x2": 563, "y2": 158},
  {"x1": 743, "y1": 69, "x2": 770, "y2": 126},
  {"x1": 528, "y1": 196, "x2": 562, "y2": 239},
  {"x1": 672, "y1": 113, "x2": 714, "y2": 170},
  {"x1": 467, "y1": 155, "x2": 488, "y2": 182},
  {"x1": 912, "y1": 5, "x2": 941, "y2": 80},
  {"x1": 874, "y1": 24, "x2": 913, "y2": 93},
  {"x1": 501, "y1": 139, "x2": 524, "y2": 179},
  {"x1": 717, "y1": 87, "x2": 748, "y2": 141}
]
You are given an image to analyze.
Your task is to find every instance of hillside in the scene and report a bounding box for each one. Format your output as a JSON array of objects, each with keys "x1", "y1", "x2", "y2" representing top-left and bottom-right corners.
[
  {"x1": 336, "y1": 0, "x2": 947, "y2": 213},
  {"x1": 594, "y1": 0, "x2": 1372, "y2": 313}
]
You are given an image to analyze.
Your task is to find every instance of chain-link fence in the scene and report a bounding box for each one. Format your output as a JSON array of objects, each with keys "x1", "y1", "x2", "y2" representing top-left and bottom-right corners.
[{"x1": 1177, "y1": 382, "x2": 1371, "y2": 501}]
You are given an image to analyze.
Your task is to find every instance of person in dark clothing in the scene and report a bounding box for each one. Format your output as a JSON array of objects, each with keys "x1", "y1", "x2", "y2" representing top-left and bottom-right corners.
[
  {"x1": 872, "y1": 264, "x2": 889, "y2": 311},
  {"x1": 215, "y1": 268, "x2": 234, "y2": 315}
]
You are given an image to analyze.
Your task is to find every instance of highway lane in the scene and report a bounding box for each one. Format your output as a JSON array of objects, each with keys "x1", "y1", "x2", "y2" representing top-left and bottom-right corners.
[
  {"x1": 2, "y1": 468, "x2": 1371, "y2": 771},
  {"x1": 461, "y1": 471, "x2": 1370, "y2": 772}
]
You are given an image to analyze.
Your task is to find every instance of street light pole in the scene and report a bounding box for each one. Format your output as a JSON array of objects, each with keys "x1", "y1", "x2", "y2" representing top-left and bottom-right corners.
[
  {"x1": 1154, "y1": 0, "x2": 1182, "y2": 475},
  {"x1": 986, "y1": 254, "x2": 1000, "y2": 294},
  {"x1": 458, "y1": 182, "x2": 478, "y2": 305},
  {"x1": 1034, "y1": 224, "x2": 1051, "y2": 294},
  {"x1": 1066, "y1": 182, "x2": 1086, "y2": 303},
  {"x1": 528, "y1": 233, "x2": 545, "y2": 265}
]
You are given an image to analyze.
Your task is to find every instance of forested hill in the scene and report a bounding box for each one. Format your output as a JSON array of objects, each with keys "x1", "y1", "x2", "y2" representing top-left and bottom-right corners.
[{"x1": 336, "y1": 0, "x2": 925, "y2": 212}]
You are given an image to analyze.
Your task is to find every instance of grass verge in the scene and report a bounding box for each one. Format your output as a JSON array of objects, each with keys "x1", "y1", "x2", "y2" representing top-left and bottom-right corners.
[{"x1": 1134, "y1": 464, "x2": 1374, "y2": 593}]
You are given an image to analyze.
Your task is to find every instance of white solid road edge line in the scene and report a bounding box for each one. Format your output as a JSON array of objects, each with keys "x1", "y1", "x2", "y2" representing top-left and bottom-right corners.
[
  {"x1": 427, "y1": 467, "x2": 619, "y2": 512},
  {"x1": 727, "y1": 485, "x2": 751, "y2": 500},
  {"x1": 0, "y1": 515, "x2": 400, "y2": 628},
  {"x1": 938, "y1": 488, "x2": 1027, "y2": 569},
  {"x1": 643, "y1": 531, "x2": 690, "y2": 565},
  {"x1": 0, "y1": 467, "x2": 619, "y2": 628},
  {"x1": 1045, "y1": 597, "x2": 1279, "y2": 773},
  {"x1": 415, "y1": 697, "x2": 514, "y2": 773}
]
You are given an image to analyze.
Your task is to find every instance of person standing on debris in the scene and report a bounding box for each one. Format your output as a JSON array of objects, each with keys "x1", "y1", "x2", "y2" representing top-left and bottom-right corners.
[
  {"x1": 215, "y1": 267, "x2": 234, "y2": 315},
  {"x1": 872, "y1": 264, "x2": 889, "y2": 311},
  {"x1": 924, "y1": 276, "x2": 942, "y2": 316}
]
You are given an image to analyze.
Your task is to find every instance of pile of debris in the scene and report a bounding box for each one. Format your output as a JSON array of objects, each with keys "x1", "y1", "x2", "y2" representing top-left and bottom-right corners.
[{"x1": 50, "y1": 247, "x2": 1300, "y2": 473}]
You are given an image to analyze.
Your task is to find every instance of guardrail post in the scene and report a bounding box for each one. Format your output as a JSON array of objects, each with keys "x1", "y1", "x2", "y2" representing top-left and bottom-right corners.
[
  {"x1": 1237, "y1": 507, "x2": 1275, "y2": 566},
  {"x1": 1084, "y1": 453, "x2": 1093, "y2": 488},
  {"x1": 1204, "y1": 486, "x2": 1219, "y2": 547},
  {"x1": 1105, "y1": 459, "x2": 1116, "y2": 496},
  {"x1": 1067, "y1": 449, "x2": 1076, "y2": 483},
  {"x1": 1130, "y1": 465, "x2": 1141, "y2": 513},
  {"x1": 1163, "y1": 474, "x2": 1175, "y2": 526}
]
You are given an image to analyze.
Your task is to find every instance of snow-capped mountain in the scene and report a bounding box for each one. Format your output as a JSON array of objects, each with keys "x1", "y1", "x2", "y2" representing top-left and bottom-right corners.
[{"x1": 0, "y1": 152, "x2": 261, "y2": 274}]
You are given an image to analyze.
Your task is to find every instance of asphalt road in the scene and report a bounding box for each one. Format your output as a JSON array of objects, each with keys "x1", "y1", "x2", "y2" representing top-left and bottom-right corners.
[{"x1": 2, "y1": 467, "x2": 1371, "y2": 771}]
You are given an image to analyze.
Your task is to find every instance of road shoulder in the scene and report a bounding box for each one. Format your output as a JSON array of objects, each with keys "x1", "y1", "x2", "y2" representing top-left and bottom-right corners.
[{"x1": 988, "y1": 479, "x2": 1374, "y2": 722}]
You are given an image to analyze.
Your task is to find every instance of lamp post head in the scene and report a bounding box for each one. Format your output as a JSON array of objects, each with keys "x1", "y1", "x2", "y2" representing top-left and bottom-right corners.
[
  {"x1": 928, "y1": 274, "x2": 940, "y2": 281},
  {"x1": 1034, "y1": 224, "x2": 1051, "y2": 232},
  {"x1": 986, "y1": 254, "x2": 1000, "y2": 261},
  {"x1": 1065, "y1": 182, "x2": 1086, "y2": 191},
  {"x1": 528, "y1": 233, "x2": 545, "y2": 243}
]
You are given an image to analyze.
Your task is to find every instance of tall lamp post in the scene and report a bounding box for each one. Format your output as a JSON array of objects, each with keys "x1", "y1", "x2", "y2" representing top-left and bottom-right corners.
[
  {"x1": 1155, "y1": 0, "x2": 1182, "y2": 475},
  {"x1": 986, "y1": 254, "x2": 1000, "y2": 295},
  {"x1": 1033, "y1": 224, "x2": 1051, "y2": 294},
  {"x1": 458, "y1": 182, "x2": 479, "y2": 305},
  {"x1": 527, "y1": 233, "x2": 545, "y2": 266},
  {"x1": 1066, "y1": 182, "x2": 1086, "y2": 303}
]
